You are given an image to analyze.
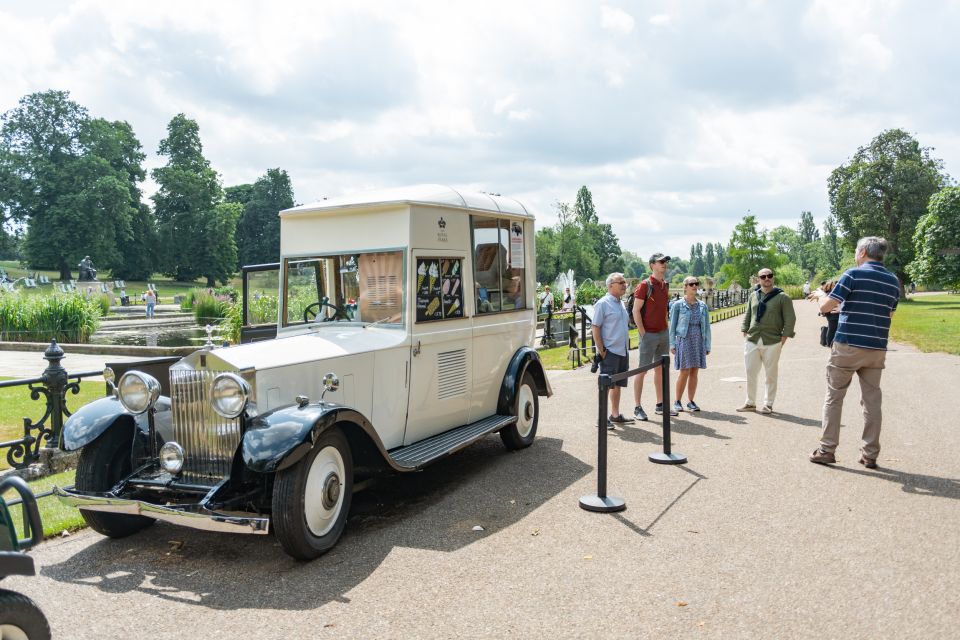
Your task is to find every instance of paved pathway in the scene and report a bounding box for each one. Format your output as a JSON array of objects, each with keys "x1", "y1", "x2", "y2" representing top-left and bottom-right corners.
[{"x1": 7, "y1": 298, "x2": 959, "y2": 638}]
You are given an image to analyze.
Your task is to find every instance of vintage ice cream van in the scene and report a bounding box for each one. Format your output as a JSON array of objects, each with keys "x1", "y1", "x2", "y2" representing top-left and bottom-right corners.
[{"x1": 55, "y1": 185, "x2": 551, "y2": 559}]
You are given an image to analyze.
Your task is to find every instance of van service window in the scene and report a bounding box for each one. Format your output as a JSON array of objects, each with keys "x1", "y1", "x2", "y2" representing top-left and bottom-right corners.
[
  {"x1": 472, "y1": 216, "x2": 526, "y2": 314},
  {"x1": 416, "y1": 258, "x2": 464, "y2": 322}
]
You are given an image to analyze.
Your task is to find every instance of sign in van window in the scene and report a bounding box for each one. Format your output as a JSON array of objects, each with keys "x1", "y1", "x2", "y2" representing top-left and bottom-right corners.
[{"x1": 416, "y1": 258, "x2": 463, "y2": 322}]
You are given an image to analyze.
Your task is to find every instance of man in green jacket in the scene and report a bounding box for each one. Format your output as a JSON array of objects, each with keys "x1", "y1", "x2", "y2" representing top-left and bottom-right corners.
[{"x1": 737, "y1": 268, "x2": 796, "y2": 414}]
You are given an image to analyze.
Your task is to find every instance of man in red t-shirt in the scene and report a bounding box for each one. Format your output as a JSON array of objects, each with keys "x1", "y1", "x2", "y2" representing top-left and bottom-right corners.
[{"x1": 632, "y1": 253, "x2": 677, "y2": 420}]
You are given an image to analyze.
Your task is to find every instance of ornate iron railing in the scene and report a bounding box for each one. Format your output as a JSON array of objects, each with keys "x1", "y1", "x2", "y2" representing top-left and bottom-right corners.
[{"x1": 0, "y1": 340, "x2": 101, "y2": 469}]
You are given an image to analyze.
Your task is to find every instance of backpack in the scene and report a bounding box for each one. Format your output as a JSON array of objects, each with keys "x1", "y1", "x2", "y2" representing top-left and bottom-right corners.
[{"x1": 626, "y1": 277, "x2": 655, "y2": 328}]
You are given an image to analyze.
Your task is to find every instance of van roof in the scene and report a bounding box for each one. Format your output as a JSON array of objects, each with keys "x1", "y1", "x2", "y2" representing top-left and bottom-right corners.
[{"x1": 281, "y1": 184, "x2": 533, "y2": 219}]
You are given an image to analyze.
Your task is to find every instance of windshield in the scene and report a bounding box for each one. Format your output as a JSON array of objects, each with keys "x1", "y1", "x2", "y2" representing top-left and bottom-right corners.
[{"x1": 283, "y1": 251, "x2": 404, "y2": 327}]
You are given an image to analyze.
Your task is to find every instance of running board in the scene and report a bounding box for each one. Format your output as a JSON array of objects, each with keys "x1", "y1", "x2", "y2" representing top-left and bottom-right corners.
[{"x1": 389, "y1": 414, "x2": 517, "y2": 470}]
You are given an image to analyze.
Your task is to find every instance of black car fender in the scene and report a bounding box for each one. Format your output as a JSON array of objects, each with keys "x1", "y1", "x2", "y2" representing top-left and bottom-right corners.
[
  {"x1": 241, "y1": 403, "x2": 393, "y2": 474},
  {"x1": 496, "y1": 347, "x2": 553, "y2": 416},
  {"x1": 60, "y1": 395, "x2": 172, "y2": 451}
]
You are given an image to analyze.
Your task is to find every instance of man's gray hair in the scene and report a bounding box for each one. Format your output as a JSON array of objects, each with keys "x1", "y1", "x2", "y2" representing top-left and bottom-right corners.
[
  {"x1": 856, "y1": 236, "x2": 888, "y2": 261},
  {"x1": 605, "y1": 272, "x2": 625, "y2": 287}
]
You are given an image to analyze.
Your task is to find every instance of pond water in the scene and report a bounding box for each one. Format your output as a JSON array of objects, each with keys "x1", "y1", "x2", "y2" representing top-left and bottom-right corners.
[{"x1": 88, "y1": 325, "x2": 224, "y2": 347}]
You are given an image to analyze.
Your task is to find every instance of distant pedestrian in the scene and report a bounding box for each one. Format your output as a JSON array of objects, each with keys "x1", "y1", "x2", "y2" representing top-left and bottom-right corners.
[
  {"x1": 539, "y1": 285, "x2": 553, "y2": 315},
  {"x1": 737, "y1": 268, "x2": 796, "y2": 414},
  {"x1": 812, "y1": 280, "x2": 839, "y2": 347},
  {"x1": 145, "y1": 289, "x2": 156, "y2": 318},
  {"x1": 669, "y1": 276, "x2": 712, "y2": 413},
  {"x1": 592, "y1": 273, "x2": 633, "y2": 429},
  {"x1": 632, "y1": 253, "x2": 676, "y2": 420},
  {"x1": 810, "y1": 237, "x2": 899, "y2": 469},
  {"x1": 561, "y1": 287, "x2": 575, "y2": 311},
  {"x1": 802, "y1": 280, "x2": 811, "y2": 296}
]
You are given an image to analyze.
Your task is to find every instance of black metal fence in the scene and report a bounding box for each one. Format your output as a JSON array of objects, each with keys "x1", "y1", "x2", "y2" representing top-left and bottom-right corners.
[{"x1": 0, "y1": 340, "x2": 101, "y2": 470}]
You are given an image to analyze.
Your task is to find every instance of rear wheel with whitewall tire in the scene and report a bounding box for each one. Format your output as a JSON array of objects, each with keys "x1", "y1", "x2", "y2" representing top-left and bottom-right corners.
[{"x1": 500, "y1": 370, "x2": 539, "y2": 450}]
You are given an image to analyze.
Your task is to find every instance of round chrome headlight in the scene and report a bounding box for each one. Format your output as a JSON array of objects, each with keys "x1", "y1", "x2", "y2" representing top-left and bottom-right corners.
[
  {"x1": 159, "y1": 441, "x2": 185, "y2": 475},
  {"x1": 117, "y1": 371, "x2": 161, "y2": 414},
  {"x1": 210, "y1": 372, "x2": 251, "y2": 419}
]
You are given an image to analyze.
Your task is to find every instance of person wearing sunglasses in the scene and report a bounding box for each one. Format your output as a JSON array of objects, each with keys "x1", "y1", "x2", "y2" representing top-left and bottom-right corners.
[
  {"x1": 737, "y1": 268, "x2": 796, "y2": 414},
  {"x1": 669, "y1": 276, "x2": 712, "y2": 413},
  {"x1": 632, "y1": 252, "x2": 677, "y2": 420}
]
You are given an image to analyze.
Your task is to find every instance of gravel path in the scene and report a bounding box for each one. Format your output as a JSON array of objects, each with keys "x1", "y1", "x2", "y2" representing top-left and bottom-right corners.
[{"x1": 8, "y1": 298, "x2": 959, "y2": 639}]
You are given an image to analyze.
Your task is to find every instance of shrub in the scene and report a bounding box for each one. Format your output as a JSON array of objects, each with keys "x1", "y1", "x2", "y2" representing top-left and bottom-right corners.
[
  {"x1": 221, "y1": 300, "x2": 242, "y2": 345},
  {"x1": 0, "y1": 293, "x2": 101, "y2": 343},
  {"x1": 96, "y1": 294, "x2": 111, "y2": 315},
  {"x1": 192, "y1": 291, "x2": 229, "y2": 324}
]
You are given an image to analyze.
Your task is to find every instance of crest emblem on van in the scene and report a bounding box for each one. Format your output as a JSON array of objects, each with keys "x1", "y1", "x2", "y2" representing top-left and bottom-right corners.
[
  {"x1": 438, "y1": 217, "x2": 446, "y2": 229},
  {"x1": 437, "y1": 217, "x2": 448, "y2": 242}
]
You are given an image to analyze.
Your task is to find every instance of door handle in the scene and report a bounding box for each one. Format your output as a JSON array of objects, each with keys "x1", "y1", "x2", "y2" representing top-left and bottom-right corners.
[{"x1": 413, "y1": 340, "x2": 421, "y2": 357}]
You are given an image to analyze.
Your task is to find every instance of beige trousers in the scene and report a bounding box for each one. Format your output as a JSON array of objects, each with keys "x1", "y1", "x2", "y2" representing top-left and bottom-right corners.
[
  {"x1": 818, "y1": 342, "x2": 887, "y2": 459},
  {"x1": 743, "y1": 339, "x2": 783, "y2": 407}
]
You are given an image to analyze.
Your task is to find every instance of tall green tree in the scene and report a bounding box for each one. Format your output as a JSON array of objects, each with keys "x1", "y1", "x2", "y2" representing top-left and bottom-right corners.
[
  {"x1": 819, "y1": 214, "x2": 843, "y2": 273},
  {"x1": 152, "y1": 114, "x2": 238, "y2": 285},
  {"x1": 796, "y1": 210, "x2": 820, "y2": 276},
  {"x1": 722, "y1": 215, "x2": 778, "y2": 287},
  {"x1": 828, "y1": 128, "x2": 948, "y2": 297},
  {"x1": 769, "y1": 225, "x2": 801, "y2": 264},
  {"x1": 0, "y1": 90, "x2": 149, "y2": 280},
  {"x1": 704, "y1": 242, "x2": 716, "y2": 275},
  {"x1": 574, "y1": 185, "x2": 598, "y2": 226},
  {"x1": 714, "y1": 242, "x2": 728, "y2": 267},
  {"x1": 908, "y1": 186, "x2": 960, "y2": 290},
  {"x1": 234, "y1": 168, "x2": 294, "y2": 267}
]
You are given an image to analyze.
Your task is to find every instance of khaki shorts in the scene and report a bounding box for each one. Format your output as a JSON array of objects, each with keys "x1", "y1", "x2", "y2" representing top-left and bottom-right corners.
[{"x1": 638, "y1": 330, "x2": 669, "y2": 367}]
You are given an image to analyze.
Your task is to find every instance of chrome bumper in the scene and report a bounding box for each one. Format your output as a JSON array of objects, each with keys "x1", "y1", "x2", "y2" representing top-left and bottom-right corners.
[{"x1": 53, "y1": 486, "x2": 270, "y2": 535}]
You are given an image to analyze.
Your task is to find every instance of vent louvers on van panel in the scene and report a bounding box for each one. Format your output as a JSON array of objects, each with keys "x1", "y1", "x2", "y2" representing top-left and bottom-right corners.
[{"x1": 436, "y1": 349, "x2": 467, "y2": 400}]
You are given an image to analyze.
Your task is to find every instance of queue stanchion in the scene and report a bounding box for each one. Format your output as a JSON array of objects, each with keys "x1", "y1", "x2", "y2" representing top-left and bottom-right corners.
[
  {"x1": 648, "y1": 353, "x2": 687, "y2": 465},
  {"x1": 580, "y1": 373, "x2": 627, "y2": 512}
]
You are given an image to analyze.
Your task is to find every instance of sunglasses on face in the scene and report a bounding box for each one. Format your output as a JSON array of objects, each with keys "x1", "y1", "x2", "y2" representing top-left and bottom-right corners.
[
  {"x1": 656, "y1": 259, "x2": 669, "y2": 264},
  {"x1": 758, "y1": 274, "x2": 774, "y2": 280},
  {"x1": 686, "y1": 282, "x2": 699, "y2": 287}
]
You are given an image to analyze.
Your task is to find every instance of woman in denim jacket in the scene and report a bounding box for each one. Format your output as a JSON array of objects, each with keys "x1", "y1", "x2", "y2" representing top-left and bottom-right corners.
[{"x1": 669, "y1": 276, "x2": 712, "y2": 412}]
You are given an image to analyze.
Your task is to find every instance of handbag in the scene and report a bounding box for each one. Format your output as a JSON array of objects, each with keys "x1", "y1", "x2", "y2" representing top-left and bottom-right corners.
[{"x1": 819, "y1": 325, "x2": 829, "y2": 347}]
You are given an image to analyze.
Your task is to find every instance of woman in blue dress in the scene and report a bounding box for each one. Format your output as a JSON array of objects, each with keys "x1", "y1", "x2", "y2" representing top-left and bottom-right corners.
[{"x1": 669, "y1": 276, "x2": 712, "y2": 412}]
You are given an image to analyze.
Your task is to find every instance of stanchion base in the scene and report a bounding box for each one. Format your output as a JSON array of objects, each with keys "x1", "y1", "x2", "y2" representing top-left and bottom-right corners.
[
  {"x1": 648, "y1": 452, "x2": 688, "y2": 465},
  {"x1": 579, "y1": 495, "x2": 626, "y2": 512}
]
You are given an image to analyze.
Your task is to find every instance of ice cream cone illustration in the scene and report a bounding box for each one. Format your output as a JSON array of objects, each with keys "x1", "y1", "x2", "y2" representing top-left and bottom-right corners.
[
  {"x1": 428, "y1": 262, "x2": 439, "y2": 292},
  {"x1": 417, "y1": 262, "x2": 427, "y2": 289},
  {"x1": 448, "y1": 297, "x2": 460, "y2": 315}
]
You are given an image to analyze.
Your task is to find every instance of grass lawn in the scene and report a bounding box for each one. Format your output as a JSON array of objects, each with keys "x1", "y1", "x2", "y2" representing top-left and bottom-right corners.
[
  {"x1": 0, "y1": 260, "x2": 239, "y2": 303},
  {"x1": 538, "y1": 303, "x2": 747, "y2": 369},
  {"x1": 0, "y1": 376, "x2": 105, "y2": 469},
  {"x1": 6, "y1": 468, "x2": 85, "y2": 538},
  {"x1": 890, "y1": 294, "x2": 960, "y2": 355}
]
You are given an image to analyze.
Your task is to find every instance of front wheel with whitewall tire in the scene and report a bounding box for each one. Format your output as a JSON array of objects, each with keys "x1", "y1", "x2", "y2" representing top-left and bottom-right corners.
[
  {"x1": 272, "y1": 426, "x2": 354, "y2": 561},
  {"x1": 500, "y1": 371, "x2": 539, "y2": 450}
]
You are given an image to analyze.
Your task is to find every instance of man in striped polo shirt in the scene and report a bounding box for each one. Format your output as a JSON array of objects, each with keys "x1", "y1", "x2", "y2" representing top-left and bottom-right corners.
[{"x1": 810, "y1": 236, "x2": 900, "y2": 469}]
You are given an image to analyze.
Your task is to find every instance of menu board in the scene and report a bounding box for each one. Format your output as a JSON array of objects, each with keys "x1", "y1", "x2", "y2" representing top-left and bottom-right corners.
[{"x1": 416, "y1": 257, "x2": 463, "y2": 322}]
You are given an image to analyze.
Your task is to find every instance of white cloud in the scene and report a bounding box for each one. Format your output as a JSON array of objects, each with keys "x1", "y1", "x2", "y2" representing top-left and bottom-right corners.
[
  {"x1": 0, "y1": 0, "x2": 958, "y2": 261},
  {"x1": 601, "y1": 6, "x2": 636, "y2": 34}
]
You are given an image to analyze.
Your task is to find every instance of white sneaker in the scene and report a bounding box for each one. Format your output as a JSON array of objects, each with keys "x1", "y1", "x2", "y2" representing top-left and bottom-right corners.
[
  {"x1": 757, "y1": 405, "x2": 773, "y2": 414},
  {"x1": 735, "y1": 403, "x2": 756, "y2": 412}
]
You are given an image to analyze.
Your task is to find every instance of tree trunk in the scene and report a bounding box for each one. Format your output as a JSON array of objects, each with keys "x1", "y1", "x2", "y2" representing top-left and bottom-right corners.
[
  {"x1": 206, "y1": 276, "x2": 216, "y2": 288},
  {"x1": 59, "y1": 259, "x2": 71, "y2": 282}
]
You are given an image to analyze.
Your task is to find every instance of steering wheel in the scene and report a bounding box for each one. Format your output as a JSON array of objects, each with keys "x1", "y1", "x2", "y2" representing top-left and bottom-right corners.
[{"x1": 303, "y1": 301, "x2": 350, "y2": 323}]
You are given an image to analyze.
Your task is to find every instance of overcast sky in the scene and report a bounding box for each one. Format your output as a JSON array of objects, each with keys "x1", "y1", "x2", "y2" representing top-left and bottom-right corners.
[{"x1": 2, "y1": 0, "x2": 958, "y2": 261}]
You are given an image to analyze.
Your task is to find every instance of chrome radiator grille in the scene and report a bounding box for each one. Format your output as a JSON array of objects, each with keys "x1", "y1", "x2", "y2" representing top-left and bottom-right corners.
[{"x1": 170, "y1": 369, "x2": 242, "y2": 485}]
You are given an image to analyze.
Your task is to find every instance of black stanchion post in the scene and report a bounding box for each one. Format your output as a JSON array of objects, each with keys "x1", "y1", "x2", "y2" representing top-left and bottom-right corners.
[
  {"x1": 648, "y1": 353, "x2": 687, "y2": 465},
  {"x1": 580, "y1": 373, "x2": 626, "y2": 512}
]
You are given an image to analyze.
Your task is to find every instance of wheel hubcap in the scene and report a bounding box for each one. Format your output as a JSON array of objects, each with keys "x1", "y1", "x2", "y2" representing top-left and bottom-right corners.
[
  {"x1": 516, "y1": 383, "x2": 536, "y2": 438},
  {"x1": 303, "y1": 445, "x2": 346, "y2": 537},
  {"x1": 322, "y1": 472, "x2": 341, "y2": 510}
]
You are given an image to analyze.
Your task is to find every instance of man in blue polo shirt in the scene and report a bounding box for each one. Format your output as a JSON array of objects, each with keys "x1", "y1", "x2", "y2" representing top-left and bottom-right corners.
[
  {"x1": 592, "y1": 273, "x2": 633, "y2": 429},
  {"x1": 810, "y1": 236, "x2": 900, "y2": 469}
]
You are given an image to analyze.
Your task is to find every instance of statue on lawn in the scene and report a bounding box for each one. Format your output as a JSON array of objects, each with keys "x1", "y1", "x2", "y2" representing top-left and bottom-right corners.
[{"x1": 78, "y1": 256, "x2": 97, "y2": 281}]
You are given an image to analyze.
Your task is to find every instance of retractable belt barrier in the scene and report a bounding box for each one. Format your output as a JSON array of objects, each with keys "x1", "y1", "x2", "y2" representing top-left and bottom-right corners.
[{"x1": 579, "y1": 353, "x2": 687, "y2": 513}]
